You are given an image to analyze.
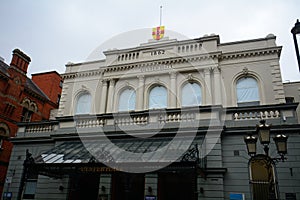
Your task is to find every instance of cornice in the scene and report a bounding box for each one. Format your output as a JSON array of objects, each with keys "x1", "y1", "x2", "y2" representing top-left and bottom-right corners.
[
  {"x1": 62, "y1": 52, "x2": 221, "y2": 79},
  {"x1": 220, "y1": 46, "x2": 282, "y2": 61},
  {"x1": 104, "y1": 52, "x2": 221, "y2": 73},
  {"x1": 62, "y1": 69, "x2": 103, "y2": 80},
  {"x1": 62, "y1": 46, "x2": 281, "y2": 79}
]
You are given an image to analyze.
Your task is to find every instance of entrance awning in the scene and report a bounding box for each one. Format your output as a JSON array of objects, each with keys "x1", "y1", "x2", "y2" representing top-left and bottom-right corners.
[{"x1": 29, "y1": 136, "x2": 205, "y2": 176}]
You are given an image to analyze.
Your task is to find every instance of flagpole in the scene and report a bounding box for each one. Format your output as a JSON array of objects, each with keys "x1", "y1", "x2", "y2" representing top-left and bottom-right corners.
[{"x1": 160, "y1": 6, "x2": 162, "y2": 26}]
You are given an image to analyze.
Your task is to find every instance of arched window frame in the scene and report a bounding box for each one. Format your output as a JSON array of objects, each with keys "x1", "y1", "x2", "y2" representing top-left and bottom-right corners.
[
  {"x1": 148, "y1": 85, "x2": 168, "y2": 109},
  {"x1": 236, "y1": 76, "x2": 260, "y2": 107},
  {"x1": 248, "y1": 155, "x2": 279, "y2": 199},
  {"x1": 181, "y1": 81, "x2": 202, "y2": 107},
  {"x1": 75, "y1": 91, "x2": 92, "y2": 115},
  {"x1": 21, "y1": 98, "x2": 38, "y2": 122},
  {"x1": 118, "y1": 87, "x2": 136, "y2": 112}
]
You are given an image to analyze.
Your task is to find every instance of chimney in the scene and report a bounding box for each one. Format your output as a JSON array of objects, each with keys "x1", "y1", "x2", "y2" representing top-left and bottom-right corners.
[{"x1": 10, "y1": 49, "x2": 31, "y2": 74}]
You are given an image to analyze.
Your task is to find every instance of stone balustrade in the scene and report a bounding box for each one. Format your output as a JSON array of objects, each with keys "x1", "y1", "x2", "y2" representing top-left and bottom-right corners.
[
  {"x1": 115, "y1": 115, "x2": 148, "y2": 126},
  {"x1": 25, "y1": 123, "x2": 55, "y2": 133},
  {"x1": 233, "y1": 110, "x2": 280, "y2": 120},
  {"x1": 18, "y1": 104, "x2": 297, "y2": 136},
  {"x1": 159, "y1": 112, "x2": 195, "y2": 123},
  {"x1": 76, "y1": 118, "x2": 106, "y2": 128}
]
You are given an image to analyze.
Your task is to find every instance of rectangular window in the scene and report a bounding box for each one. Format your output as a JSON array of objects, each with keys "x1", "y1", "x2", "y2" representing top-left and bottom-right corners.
[
  {"x1": 237, "y1": 101, "x2": 259, "y2": 107},
  {"x1": 285, "y1": 97, "x2": 295, "y2": 104},
  {"x1": 23, "y1": 179, "x2": 37, "y2": 199}
]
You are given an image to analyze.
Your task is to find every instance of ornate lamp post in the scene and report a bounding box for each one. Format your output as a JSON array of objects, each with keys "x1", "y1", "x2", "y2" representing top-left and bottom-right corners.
[
  {"x1": 244, "y1": 120, "x2": 288, "y2": 200},
  {"x1": 244, "y1": 120, "x2": 288, "y2": 161},
  {"x1": 291, "y1": 19, "x2": 300, "y2": 71}
]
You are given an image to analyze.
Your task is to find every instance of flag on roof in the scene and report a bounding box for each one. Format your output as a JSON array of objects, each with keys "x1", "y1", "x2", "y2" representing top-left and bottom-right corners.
[{"x1": 152, "y1": 26, "x2": 165, "y2": 40}]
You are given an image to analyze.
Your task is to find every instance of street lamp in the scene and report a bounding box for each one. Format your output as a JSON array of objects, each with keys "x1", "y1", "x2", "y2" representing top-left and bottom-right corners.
[
  {"x1": 244, "y1": 135, "x2": 257, "y2": 156},
  {"x1": 273, "y1": 134, "x2": 288, "y2": 156},
  {"x1": 291, "y1": 19, "x2": 300, "y2": 71},
  {"x1": 244, "y1": 120, "x2": 288, "y2": 162}
]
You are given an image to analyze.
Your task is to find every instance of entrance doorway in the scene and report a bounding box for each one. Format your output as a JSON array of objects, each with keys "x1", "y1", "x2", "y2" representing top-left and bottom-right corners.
[
  {"x1": 158, "y1": 172, "x2": 196, "y2": 200},
  {"x1": 249, "y1": 155, "x2": 278, "y2": 200},
  {"x1": 68, "y1": 174, "x2": 100, "y2": 200},
  {"x1": 112, "y1": 173, "x2": 145, "y2": 200}
]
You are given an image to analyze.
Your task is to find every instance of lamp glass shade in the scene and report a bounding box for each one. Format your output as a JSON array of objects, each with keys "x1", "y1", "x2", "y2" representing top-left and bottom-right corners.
[
  {"x1": 258, "y1": 126, "x2": 270, "y2": 145},
  {"x1": 274, "y1": 134, "x2": 288, "y2": 154},
  {"x1": 244, "y1": 135, "x2": 257, "y2": 155},
  {"x1": 291, "y1": 19, "x2": 300, "y2": 35}
]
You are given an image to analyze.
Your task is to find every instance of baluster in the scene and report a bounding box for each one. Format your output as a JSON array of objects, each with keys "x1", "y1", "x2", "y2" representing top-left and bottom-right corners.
[
  {"x1": 275, "y1": 110, "x2": 280, "y2": 118},
  {"x1": 270, "y1": 111, "x2": 274, "y2": 118}
]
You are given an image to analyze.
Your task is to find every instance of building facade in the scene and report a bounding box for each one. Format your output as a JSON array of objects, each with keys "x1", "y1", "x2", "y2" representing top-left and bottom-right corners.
[
  {"x1": 4, "y1": 34, "x2": 300, "y2": 200},
  {"x1": 0, "y1": 49, "x2": 62, "y2": 197}
]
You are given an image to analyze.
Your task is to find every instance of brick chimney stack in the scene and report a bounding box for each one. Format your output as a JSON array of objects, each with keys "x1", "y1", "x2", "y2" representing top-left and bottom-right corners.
[{"x1": 10, "y1": 49, "x2": 31, "y2": 74}]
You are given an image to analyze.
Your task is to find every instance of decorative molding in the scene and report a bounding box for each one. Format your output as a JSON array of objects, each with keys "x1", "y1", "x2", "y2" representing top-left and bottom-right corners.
[
  {"x1": 62, "y1": 69, "x2": 103, "y2": 80},
  {"x1": 242, "y1": 67, "x2": 249, "y2": 76},
  {"x1": 220, "y1": 47, "x2": 281, "y2": 60},
  {"x1": 62, "y1": 47, "x2": 281, "y2": 80},
  {"x1": 187, "y1": 74, "x2": 193, "y2": 81}
]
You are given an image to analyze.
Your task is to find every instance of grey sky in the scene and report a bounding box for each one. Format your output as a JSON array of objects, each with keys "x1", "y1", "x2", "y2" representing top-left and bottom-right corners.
[{"x1": 0, "y1": 0, "x2": 299, "y2": 81}]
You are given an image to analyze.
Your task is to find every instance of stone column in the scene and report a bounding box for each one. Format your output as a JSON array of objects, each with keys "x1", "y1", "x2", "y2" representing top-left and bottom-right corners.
[
  {"x1": 169, "y1": 72, "x2": 177, "y2": 108},
  {"x1": 100, "y1": 80, "x2": 108, "y2": 114},
  {"x1": 136, "y1": 75, "x2": 145, "y2": 111},
  {"x1": 204, "y1": 68, "x2": 212, "y2": 105},
  {"x1": 106, "y1": 79, "x2": 115, "y2": 113},
  {"x1": 213, "y1": 67, "x2": 222, "y2": 105}
]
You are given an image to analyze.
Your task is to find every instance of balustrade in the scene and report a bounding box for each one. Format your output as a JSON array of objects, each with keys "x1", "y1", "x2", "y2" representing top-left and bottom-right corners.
[{"x1": 233, "y1": 110, "x2": 280, "y2": 120}]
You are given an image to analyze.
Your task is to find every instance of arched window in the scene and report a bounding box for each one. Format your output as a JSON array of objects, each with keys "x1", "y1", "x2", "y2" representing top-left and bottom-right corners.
[
  {"x1": 181, "y1": 82, "x2": 202, "y2": 107},
  {"x1": 236, "y1": 77, "x2": 260, "y2": 106},
  {"x1": 118, "y1": 88, "x2": 136, "y2": 111},
  {"x1": 75, "y1": 93, "x2": 91, "y2": 114},
  {"x1": 149, "y1": 86, "x2": 167, "y2": 109}
]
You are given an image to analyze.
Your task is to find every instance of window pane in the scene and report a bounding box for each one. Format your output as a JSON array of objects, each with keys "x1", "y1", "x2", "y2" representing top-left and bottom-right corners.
[
  {"x1": 24, "y1": 181, "x2": 37, "y2": 194},
  {"x1": 149, "y1": 86, "x2": 167, "y2": 109},
  {"x1": 23, "y1": 180, "x2": 37, "y2": 199},
  {"x1": 119, "y1": 88, "x2": 136, "y2": 111},
  {"x1": 182, "y1": 82, "x2": 201, "y2": 106},
  {"x1": 76, "y1": 93, "x2": 91, "y2": 114},
  {"x1": 236, "y1": 78, "x2": 259, "y2": 104}
]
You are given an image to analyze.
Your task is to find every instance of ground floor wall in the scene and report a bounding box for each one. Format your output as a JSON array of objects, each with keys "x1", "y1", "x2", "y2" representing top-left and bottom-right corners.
[
  {"x1": 3, "y1": 132, "x2": 300, "y2": 200},
  {"x1": 222, "y1": 133, "x2": 300, "y2": 200}
]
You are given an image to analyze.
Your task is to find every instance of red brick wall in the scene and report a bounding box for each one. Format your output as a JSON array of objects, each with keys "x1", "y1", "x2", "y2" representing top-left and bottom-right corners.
[
  {"x1": 0, "y1": 49, "x2": 62, "y2": 196},
  {"x1": 32, "y1": 71, "x2": 62, "y2": 107}
]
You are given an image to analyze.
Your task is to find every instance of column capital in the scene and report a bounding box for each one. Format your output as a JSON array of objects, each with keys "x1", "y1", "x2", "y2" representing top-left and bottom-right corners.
[
  {"x1": 204, "y1": 68, "x2": 211, "y2": 75},
  {"x1": 101, "y1": 79, "x2": 108, "y2": 86},
  {"x1": 110, "y1": 79, "x2": 116, "y2": 86},
  {"x1": 169, "y1": 71, "x2": 177, "y2": 79},
  {"x1": 137, "y1": 75, "x2": 145, "y2": 81},
  {"x1": 212, "y1": 66, "x2": 220, "y2": 73}
]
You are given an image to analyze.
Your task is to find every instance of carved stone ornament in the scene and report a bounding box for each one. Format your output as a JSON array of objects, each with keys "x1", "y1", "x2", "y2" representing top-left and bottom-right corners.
[
  {"x1": 187, "y1": 74, "x2": 193, "y2": 80},
  {"x1": 242, "y1": 67, "x2": 249, "y2": 77}
]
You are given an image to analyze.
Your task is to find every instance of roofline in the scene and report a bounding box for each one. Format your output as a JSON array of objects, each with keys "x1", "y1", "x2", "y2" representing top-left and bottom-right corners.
[
  {"x1": 65, "y1": 59, "x2": 106, "y2": 67},
  {"x1": 219, "y1": 34, "x2": 276, "y2": 46},
  {"x1": 283, "y1": 81, "x2": 300, "y2": 85},
  {"x1": 31, "y1": 70, "x2": 61, "y2": 77}
]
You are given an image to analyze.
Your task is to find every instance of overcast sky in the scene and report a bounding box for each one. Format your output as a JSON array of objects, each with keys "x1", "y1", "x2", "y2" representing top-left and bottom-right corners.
[{"x1": 0, "y1": 0, "x2": 300, "y2": 81}]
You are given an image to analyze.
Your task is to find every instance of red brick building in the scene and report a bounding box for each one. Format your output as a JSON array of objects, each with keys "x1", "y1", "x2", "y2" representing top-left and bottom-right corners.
[{"x1": 0, "y1": 49, "x2": 62, "y2": 195}]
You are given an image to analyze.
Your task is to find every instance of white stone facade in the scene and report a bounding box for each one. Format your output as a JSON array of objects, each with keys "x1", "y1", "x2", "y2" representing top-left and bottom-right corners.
[{"x1": 58, "y1": 34, "x2": 285, "y2": 117}]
